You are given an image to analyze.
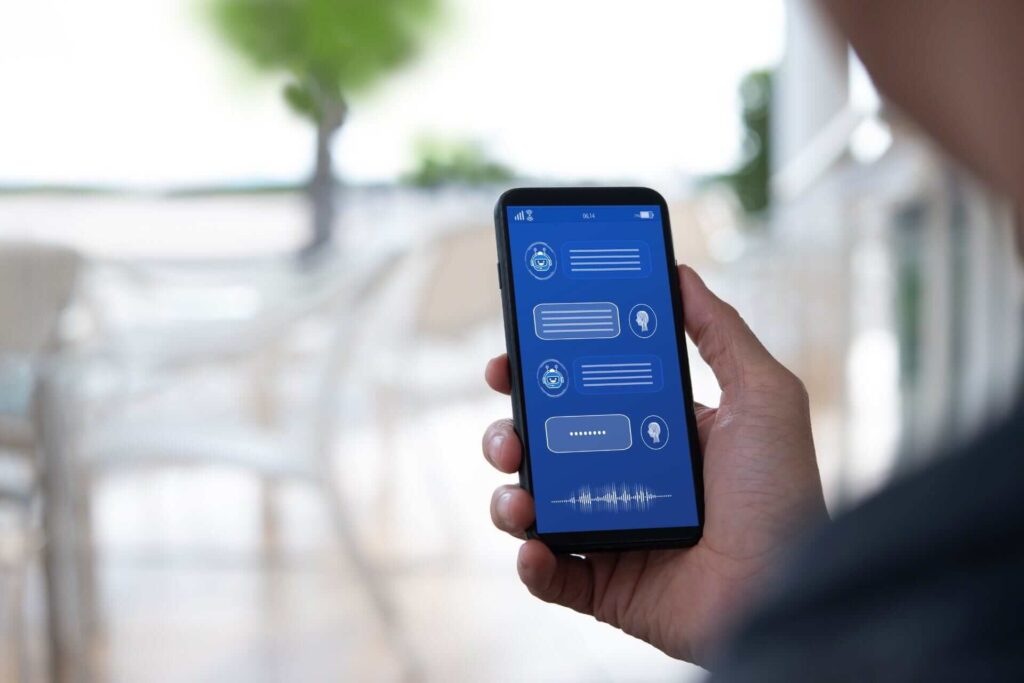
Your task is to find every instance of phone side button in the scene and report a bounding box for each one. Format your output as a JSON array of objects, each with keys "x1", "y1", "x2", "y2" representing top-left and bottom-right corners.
[{"x1": 497, "y1": 261, "x2": 503, "y2": 289}]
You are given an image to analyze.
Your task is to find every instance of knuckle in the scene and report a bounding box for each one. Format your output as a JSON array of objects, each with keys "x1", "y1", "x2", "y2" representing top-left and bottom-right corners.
[
  {"x1": 719, "y1": 301, "x2": 741, "y2": 321},
  {"x1": 752, "y1": 362, "x2": 808, "y2": 403},
  {"x1": 780, "y1": 368, "x2": 809, "y2": 402}
]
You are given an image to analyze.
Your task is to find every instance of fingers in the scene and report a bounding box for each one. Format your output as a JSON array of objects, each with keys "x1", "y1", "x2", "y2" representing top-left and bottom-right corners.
[
  {"x1": 485, "y1": 354, "x2": 511, "y2": 395},
  {"x1": 482, "y1": 414, "x2": 531, "y2": 538},
  {"x1": 482, "y1": 418, "x2": 522, "y2": 473},
  {"x1": 490, "y1": 485, "x2": 535, "y2": 538},
  {"x1": 679, "y1": 265, "x2": 777, "y2": 390},
  {"x1": 517, "y1": 540, "x2": 596, "y2": 617}
]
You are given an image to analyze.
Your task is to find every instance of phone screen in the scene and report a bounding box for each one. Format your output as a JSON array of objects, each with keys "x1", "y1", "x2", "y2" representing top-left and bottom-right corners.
[{"x1": 506, "y1": 203, "x2": 700, "y2": 535}]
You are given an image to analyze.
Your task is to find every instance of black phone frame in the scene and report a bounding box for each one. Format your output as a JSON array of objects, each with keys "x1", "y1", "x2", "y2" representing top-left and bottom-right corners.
[{"x1": 493, "y1": 186, "x2": 705, "y2": 554}]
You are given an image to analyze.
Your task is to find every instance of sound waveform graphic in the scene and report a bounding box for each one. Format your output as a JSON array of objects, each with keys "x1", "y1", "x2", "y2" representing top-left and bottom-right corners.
[{"x1": 551, "y1": 483, "x2": 672, "y2": 513}]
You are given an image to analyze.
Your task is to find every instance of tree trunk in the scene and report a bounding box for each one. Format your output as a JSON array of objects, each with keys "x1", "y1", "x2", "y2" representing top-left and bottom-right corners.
[
  {"x1": 305, "y1": 119, "x2": 337, "y2": 256},
  {"x1": 303, "y1": 92, "x2": 347, "y2": 260}
]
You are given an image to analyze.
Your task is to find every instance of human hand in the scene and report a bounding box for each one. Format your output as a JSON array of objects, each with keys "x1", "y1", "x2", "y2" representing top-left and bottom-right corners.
[{"x1": 482, "y1": 265, "x2": 828, "y2": 667}]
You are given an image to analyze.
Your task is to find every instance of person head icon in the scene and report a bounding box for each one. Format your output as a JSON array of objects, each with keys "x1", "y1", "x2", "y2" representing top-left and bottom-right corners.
[
  {"x1": 629, "y1": 304, "x2": 657, "y2": 338},
  {"x1": 636, "y1": 309, "x2": 650, "y2": 333},
  {"x1": 641, "y1": 416, "x2": 668, "y2": 449},
  {"x1": 647, "y1": 420, "x2": 661, "y2": 444}
]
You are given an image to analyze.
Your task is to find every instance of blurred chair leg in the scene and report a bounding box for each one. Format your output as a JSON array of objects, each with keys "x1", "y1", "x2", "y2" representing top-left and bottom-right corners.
[
  {"x1": 377, "y1": 386, "x2": 461, "y2": 565},
  {"x1": 314, "y1": 326, "x2": 423, "y2": 679},
  {"x1": 1, "y1": 576, "x2": 10, "y2": 682},
  {"x1": 373, "y1": 385, "x2": 400, "y2": 540},
  {"x1": 73, "y1": 473, "x2": 100, "y2": 641},
  {"x1": 36, "y1": 375, "x2": 90, "y2": 683},
  {"x1": 320, "y1": 476, "x2": 423, "y2": 683},
  {"x1": 10, "y1": 501, "x2": 39, "y2": 683},
  {"x1": 259, "y1": 478, "x2": 283, "y2": 566},
  {"x1": 11, "y1": 549, "x2": 29, "y2": 683},
  {"x1": 41, "y1": 480, "x2": 88, "y2": 683},
  {"x1": 250, "y1": 346, "x2": 286, "y2": 568},
  {"x1": 1, "y1": 553, "x2": 16, "y2": 682}
]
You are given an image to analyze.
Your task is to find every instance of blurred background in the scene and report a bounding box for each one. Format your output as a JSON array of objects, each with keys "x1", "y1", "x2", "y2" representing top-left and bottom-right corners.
[{"x1": 0, "y1": 0, "x2": 1021, "y2": 681}]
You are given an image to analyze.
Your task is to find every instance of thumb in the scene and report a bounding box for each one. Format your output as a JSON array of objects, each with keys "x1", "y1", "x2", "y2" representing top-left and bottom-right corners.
[{"x1": 679, "y1": 265, "x2": 777, "y2": 391}]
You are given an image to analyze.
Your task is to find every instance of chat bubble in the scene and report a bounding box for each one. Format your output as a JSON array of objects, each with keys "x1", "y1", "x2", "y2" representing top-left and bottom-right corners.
[
  {"x1": 533, "y1": 302, "x2": 620, "y2": 340},
  {"x1": 544, "y1": 414, "x2": 633, "y2": 454},
  {"x1": 562, "y1": 240, "x2": 652, "y2": 279},
  {"x1": 573, "y1": 355, "x2": 664, "y2": 394}
]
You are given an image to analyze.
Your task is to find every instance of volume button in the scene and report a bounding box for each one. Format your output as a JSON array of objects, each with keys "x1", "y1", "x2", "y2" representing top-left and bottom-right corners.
[{"x1": 497, "y1": 262, "x2": 503, "y2": 289}]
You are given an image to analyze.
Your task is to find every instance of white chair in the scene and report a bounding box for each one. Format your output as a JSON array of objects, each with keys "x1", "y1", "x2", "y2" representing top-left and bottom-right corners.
[
  {"x1": 347, "y1": 224, "x2": 503, "y2": 562},
  {"x1": 65, "y1": 245, "x2": 425, "y2": 680}
]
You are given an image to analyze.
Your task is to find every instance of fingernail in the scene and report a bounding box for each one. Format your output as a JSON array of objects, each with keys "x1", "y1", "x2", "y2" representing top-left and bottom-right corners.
[
  {"x1": 488, "y1": 433, "x2": 505, "y2": 463},
  {"x1": 498, "y1": 490, "x2": 513, "y2": 522}
]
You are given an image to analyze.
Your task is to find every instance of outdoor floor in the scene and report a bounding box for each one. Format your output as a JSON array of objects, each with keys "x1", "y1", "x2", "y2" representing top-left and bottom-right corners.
[{"x1": 7, "y1": 398, "x2": 703, "y2": 683}]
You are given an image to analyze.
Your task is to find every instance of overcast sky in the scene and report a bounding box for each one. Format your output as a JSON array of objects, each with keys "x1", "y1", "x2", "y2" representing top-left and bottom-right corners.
[{"x1": 0, "y1": 0, "x2": 783, "y2": 188}]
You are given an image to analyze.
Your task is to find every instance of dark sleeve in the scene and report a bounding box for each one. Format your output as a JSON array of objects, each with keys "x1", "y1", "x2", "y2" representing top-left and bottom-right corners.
[{"x1": 712, "y1": 407, "x2": 1024, "y2": 683}]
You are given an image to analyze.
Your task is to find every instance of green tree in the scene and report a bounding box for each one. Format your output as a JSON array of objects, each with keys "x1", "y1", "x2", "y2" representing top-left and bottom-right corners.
[
  {"x1": 402, "y1": 137, "x2": 514, "y2": 187},
  {"x1": 210, "y1": 0, "x2": 439, "y2": 253},
  {"x1": 714, "y1": 69, "x2": 773, "y2": 216}
]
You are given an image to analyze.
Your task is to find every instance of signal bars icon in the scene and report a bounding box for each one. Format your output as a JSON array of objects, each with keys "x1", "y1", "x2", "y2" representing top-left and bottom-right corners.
[{"x1": 513, "y1": 209, "x2": 534, "y2": 222}]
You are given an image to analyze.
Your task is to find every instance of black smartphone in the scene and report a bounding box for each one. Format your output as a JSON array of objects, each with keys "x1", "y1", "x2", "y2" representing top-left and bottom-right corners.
[{"x1": 494, "y1": 186, "x2": 704, "y2": 553}]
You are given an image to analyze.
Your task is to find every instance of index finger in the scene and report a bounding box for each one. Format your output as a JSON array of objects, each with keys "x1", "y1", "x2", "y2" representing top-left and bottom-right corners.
[{"x1": 485, "y1": 353, "x2": 511, "y2": 395}]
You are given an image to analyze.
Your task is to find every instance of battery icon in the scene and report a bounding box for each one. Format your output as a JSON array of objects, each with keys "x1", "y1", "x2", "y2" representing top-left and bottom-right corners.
[{"x1": 636, "y1": 210, "x2": 655, "y2": 219}]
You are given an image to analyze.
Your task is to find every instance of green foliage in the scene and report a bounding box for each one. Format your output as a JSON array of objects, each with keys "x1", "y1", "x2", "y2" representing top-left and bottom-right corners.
[
  {"x1": 210, "y1": 0, "x2": 439, "y2": 125},
  {"x1": 714, "y1": 69, "x2": 773, "y2": 216},
  {"x1": 402, "y1": 137, "x2": 514, "y2": 187}
]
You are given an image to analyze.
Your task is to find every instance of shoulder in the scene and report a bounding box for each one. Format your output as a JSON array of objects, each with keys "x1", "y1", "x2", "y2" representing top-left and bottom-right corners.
[{"x1": 713, "y1": 405, "x2": 1024, "y2": 682}]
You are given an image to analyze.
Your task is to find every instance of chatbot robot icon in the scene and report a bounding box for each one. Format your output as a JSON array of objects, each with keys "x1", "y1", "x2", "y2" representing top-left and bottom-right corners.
[
  {"x1": 525, "y1": 242, "x2": 557, "y2": 280},
  {"x1": 532, "y1": 250, "x2": 552, "y2": 271},
  {"x1": 543, "y1": 366, "x2": 564, "y2": 389},
  {"x1": 537, "y1": 359, "x2": 568, "y2": 397}
]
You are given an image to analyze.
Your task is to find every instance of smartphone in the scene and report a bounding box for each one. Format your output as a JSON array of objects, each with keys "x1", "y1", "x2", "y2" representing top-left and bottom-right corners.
[{"x1": 494, "y1": 187, "x2": 704, "y2": 553}]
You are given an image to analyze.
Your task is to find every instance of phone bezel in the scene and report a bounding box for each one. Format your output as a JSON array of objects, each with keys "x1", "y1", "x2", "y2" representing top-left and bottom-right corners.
[{"x1": 494, "y1": 186, "x2": 705, "y2": 553}]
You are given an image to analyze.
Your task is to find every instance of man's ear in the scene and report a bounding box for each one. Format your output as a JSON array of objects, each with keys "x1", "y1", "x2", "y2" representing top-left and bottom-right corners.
[{"x1": 822, "y1": 0, "x2": 1024, "y2": 207}]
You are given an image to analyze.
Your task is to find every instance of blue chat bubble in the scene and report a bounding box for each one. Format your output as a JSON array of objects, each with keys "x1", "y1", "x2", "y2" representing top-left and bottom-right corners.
[
  {"x1": 562, "y1": 240, "x2": 652, "y2": 279},
  {"x1": 544, "y1": 414, "x2": 633, "y2": 454},
  {"x1": 533, "y1": 302, "x2": 620, "y2": 340},
  {"x1": 573, "y1": 355, "x2": 664, "y2": 395}
]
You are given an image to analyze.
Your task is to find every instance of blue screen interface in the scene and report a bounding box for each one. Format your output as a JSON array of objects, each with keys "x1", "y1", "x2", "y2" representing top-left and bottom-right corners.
[{"x1": 507, "y1": 204, "x2": 699, "y2": 534}]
